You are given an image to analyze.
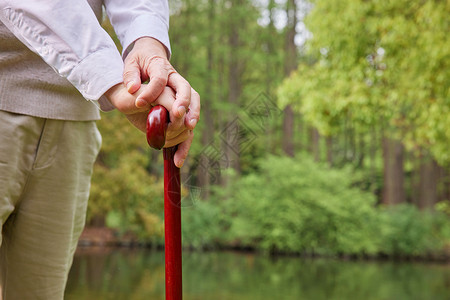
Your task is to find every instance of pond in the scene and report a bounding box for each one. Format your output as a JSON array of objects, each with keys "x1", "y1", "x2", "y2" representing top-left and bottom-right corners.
[{"x1": 65, "y1": 248, "x2": 450, "y2": 300}]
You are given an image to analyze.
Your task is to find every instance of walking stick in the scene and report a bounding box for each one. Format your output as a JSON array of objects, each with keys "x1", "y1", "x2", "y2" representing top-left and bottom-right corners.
[{"x1": 146, "y1": 105, "x2": 182, "y2": 300}]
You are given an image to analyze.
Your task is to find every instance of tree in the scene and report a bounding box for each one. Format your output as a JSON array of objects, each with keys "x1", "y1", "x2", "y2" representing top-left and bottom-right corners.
[{"x1": 278, "y1": 0, "x2": 450, "y2": 206}]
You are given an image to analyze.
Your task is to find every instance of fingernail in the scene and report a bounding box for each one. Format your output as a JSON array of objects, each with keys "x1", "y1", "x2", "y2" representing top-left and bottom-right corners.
[
  {"x1": 126, "y1": 81, "x2": 135, "y2": 92},
  {"x1": 177, "y1": 106, "x2": 186, "y2": 118},
  {"x1": 136, "y1": 98, "x2": 147, "y2": 108},
  {"x1": 189, "y1": 118, "x2": 197, "y2": 128},
  {"x1": 178, "y1": 159, "x2": 185, "y2": 168}
]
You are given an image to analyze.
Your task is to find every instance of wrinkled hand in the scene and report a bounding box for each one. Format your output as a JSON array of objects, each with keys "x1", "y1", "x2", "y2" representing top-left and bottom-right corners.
[
  {"x1": 104, "y1": 83, "x2": 198, "y2": 167},
  {"x1": 123, "y1": 37, "x2": 199, "y2": 132}
]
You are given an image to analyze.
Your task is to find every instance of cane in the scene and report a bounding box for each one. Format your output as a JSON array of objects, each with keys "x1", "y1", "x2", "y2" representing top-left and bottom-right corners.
[{"x1": 146, "y1": 105, "x2": 182, "y2": 300}]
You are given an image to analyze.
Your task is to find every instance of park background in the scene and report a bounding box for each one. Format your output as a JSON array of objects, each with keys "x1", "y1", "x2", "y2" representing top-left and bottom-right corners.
[{"x1": 67, "y1": 0, "x2": 450, "y2": 298}]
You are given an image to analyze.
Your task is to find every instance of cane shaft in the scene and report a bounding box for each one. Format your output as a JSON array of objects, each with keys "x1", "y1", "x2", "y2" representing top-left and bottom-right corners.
[{"x1": 163, "y1": 146, "x2": 182, "y2": 300}]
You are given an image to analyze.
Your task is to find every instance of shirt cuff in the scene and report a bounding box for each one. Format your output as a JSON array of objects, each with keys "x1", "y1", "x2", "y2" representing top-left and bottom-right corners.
[
  {"x1": 121, "y1": 14, "x2": 171, "y2": 59},
  {"x1": 66, "y1": 46, "x2": 124, "y2": 102}
]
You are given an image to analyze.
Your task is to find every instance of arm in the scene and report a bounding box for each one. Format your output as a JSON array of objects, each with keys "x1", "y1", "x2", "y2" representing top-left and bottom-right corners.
[
  {"x1": 0, "y1": 0, "x2": 123, "y2": 102},
  {"x1": 103, "y1": 0, "x2": 171, "y2": 58},
  {"x1": 104, "y1": 0, "x2": 200, "y2": 165},
  {"x1": 104, "y1": 0, "x2": 194, "y2": 124}
]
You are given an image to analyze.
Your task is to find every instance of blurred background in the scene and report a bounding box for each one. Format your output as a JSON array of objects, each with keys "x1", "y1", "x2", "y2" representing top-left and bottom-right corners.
[{"x1": 66, "y1": 0, "x2": 450, "y2": 298}]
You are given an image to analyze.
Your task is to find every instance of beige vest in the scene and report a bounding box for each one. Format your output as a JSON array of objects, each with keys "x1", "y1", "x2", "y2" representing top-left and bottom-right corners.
[{"x1": 0, "y1": 0, "x2": 105, "y2": 121}]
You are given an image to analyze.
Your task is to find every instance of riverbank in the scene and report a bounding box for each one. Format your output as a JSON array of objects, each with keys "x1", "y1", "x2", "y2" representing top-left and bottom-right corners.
[{"x1": 78, "y1": 226, "x2": 450, "y2": 262}]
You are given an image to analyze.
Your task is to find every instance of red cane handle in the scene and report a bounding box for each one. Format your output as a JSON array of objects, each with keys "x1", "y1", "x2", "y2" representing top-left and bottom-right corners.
[
  {"x1": 146, "y1": 105, "x2": 182, "y2": 300},
  {"x1": 146, "y1": 105, "x2": 169, "y2": 150}
]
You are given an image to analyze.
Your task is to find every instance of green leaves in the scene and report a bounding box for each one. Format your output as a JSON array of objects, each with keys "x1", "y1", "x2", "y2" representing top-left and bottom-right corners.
[
  {"x1": 88, "y1": 111, "x2": 165, "y2": 242},
  {"x1": 182, "y1": 154, "x2": 450, "y2": 256},
  {"x1": 279, "y1": 0, "x2": 450, "y2": 165}
]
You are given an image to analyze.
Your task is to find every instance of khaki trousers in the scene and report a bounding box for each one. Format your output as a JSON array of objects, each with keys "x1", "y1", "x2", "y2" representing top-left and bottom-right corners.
[{"x1": 0, "y1": 110, "x2": 101, "y2": 299}]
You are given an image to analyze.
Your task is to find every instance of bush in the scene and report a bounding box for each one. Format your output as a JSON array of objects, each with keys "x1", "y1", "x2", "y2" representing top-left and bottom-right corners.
[
  {"x1": 88, "y1": 111, "x2": 165, "y2": 244},
  {"x1": 182, "y1": 154, "x2": 450, "y2": 257},
  {"x1": 378, "y1": 204, "x2": 450, "y2": 256}
]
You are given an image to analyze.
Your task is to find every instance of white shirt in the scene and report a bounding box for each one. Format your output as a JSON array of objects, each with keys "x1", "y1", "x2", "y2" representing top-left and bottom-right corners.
[{"x1": 0, "y1": 0, "x2": 171, "y2": 104}]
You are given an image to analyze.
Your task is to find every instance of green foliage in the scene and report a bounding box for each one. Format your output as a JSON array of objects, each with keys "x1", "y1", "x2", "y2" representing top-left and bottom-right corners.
[
  {"x1": 182, "y1": 155, "x2": 450, "y2": 256},
  {"x1": 378, "y1": 204, "x2": 450, "y2": 256},
  {"x1": 86, "y1": 1, "x2": 450, "y2": 258},
  {"x1": 226, "y1": 155, "x2": 380, "y2": 255},
  {"x1": 88, "y1": 111, "x2": 165, "y2": 243},
  {"x1": 169, "y1": 0, "x2": 286, "y2": 175},
  {"x1": 279, "y1": 0, "x2": 450, "y2": 165}
]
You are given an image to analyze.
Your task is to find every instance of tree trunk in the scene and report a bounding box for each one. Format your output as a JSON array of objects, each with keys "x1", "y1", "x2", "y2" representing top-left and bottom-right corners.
[
  {"x1": 356, "y1": 133, "x2": 365, "y2": 168},
  {"x1": 326, "y1": 136, "x2": 333, "y2": 166},
  {"x1": 225, "y1": 17, "x2": 241, "y2": 173},
  {"x1": 221, "y1": 0, "x2": 243, "y2": 188},
  {"x1": 197, "y1": 0, "x2": 215, "y2": 197},
  {"x1": 282, "y1": 0, "x2": 298, "y2": 156},
  {"x1": 282, "y1": 105, "x2": 295, "y2": 157},
  {"x1": 369, "y1": 127, "x2": 378, "y2": 193},
  {"x1": 410, "y1": 154, "x2": 420, "y2": 205},
  {"x1": 381, "y1": 137, "x2": 406, "y2": 205},
  {"x1": 437, "y1": 166, "x2": 450, "y2": 203},
  {"x1": 417, "y1": 157, "x2": 439, "y2": 210}
]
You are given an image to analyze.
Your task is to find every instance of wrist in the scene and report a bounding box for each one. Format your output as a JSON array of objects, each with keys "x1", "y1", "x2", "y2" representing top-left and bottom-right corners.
[
  {"x1": 104, "y1": 83, "x2": 124, "y2": 108},
  {"x1": 135, "y1": 37, "x2": 169, "y2": 59}
]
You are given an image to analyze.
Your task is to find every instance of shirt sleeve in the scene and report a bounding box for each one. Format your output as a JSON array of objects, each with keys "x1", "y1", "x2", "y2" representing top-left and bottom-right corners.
[
  {"x1": 0, "y1": 0, "x2": 124, "y2": 102},
  {"x1": 104, "y1": 0, "x2": 171, "y2": 58}
]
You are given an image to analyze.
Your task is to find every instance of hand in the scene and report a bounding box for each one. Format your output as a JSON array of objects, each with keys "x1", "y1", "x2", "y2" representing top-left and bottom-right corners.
[
  {"x1": 104, "y1": 84, "x2": 199, "y2": 168},
  {"x1": 123, "y1": 37, "x2": 199, "y2": 132},
  {"x1": 153, "y1": 87, "x2": 196, "y2": 168},
  {"x1": 104, "y1": 82, "x2": 149, "y2": 132}
]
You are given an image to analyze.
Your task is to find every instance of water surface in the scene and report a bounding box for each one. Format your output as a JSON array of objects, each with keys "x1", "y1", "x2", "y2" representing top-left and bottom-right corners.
[{"x1": 66, "y1": 248, "x2": 450, "y2": 300}]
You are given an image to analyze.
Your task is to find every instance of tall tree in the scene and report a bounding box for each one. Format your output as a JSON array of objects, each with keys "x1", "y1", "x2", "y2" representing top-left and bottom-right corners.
[
  {"x1": 381, "y1": 138, "x2": 406, "y2": 205},
  {"x1": 278, "y1": 0, "x2": 450, "y2": 205},
  {"x1": 282, "y1": 0, "x2": 298, "y2": 157},
  {"x1": 197, "y1": 0, "x2": 216, "y2": 195},
  {"x1": 417, "y1": 155, "x2": 440, "y2": 210}
]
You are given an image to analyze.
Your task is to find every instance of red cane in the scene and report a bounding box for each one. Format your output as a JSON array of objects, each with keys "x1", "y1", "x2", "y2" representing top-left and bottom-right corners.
[{"x1": 146, "y1": 105, "x2": 182, "y2": 300}]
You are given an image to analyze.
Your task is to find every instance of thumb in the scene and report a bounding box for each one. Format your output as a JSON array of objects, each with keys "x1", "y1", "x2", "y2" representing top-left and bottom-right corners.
[{"x1": 123, "y1": 58, "x2": 142, "y2": 94}]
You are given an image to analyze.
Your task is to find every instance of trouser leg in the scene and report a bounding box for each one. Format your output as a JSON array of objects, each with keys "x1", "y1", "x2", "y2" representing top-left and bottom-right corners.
[{"x1": 0, "y1": 111, "x2": 101, "y2": 300}]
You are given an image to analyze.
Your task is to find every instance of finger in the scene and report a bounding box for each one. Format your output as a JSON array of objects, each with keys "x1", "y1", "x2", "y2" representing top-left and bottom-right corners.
[
  {"x1": 167, "y1": 109, "x2": 185, "y2": 132},
  {"x1": 167, "y1": 72, "x2": 191, "y2": 119},
  {"x1": 153, "y1": 86, "x2": 175, "y2": 110},
  {"x1": 153, "y1": 87, "x2": 185, "y2": 132},
  {"x1": 173, "y1": 130, "x2": 194, "y2": 168},
  {"x1": 164, "y1": 129, "x2": 191, "y2": 149},
  {"x1": 135, "y1": 64, "x2": 168, "y2": 108},
  {"x1": 123, "y1": 57, "x2": 142, "y2": 94},
  {"x1": 107, "y1": 83, "x2": 148, "y2": 114},
  {"x1": 185, "y1": 88, "x2": 200, "y2": 130}
]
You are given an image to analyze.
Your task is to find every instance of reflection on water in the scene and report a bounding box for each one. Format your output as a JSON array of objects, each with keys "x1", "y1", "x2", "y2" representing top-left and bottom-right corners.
[{"x1": 66, "y1": 248, "x2": 450, "y2": 300}]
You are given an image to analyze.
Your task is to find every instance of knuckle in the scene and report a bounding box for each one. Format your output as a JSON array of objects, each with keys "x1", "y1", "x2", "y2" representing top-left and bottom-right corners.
[
  {"x1": 152, "y1": 76, "x2": 166, "y2": 88},
  {"x1": 164, "y1": 86, "x2": 175, "y2": 96},
  {"x1": 190, "y1": 111, "x2": 200, "y2": 120},
  {"x1": 184, "y1": 79, "x2": 191, "y2": 88},
  {"x1": 179, "y1": 95, "x2": 190, "y2": 105},
  {"x1": 123, "y1": 69, "x2": 137, "y2": 80},
  {"x1": 124, "y1": 55, "x2": 137, "y2": 65}
]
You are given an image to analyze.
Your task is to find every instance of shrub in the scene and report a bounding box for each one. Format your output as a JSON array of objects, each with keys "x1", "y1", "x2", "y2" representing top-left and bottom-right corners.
[{"x1": 182, "y1": 154, "x2": 450, "y2": 257}]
